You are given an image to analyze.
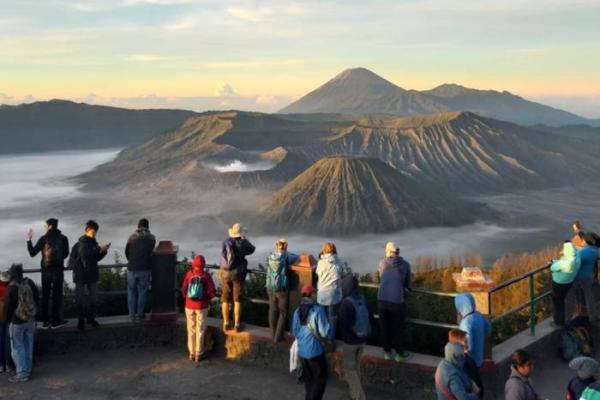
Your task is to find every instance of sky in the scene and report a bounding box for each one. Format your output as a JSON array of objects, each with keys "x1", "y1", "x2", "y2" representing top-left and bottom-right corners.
[{"x1": 1, "y1": 0, "x2": 599, "y2": 116}]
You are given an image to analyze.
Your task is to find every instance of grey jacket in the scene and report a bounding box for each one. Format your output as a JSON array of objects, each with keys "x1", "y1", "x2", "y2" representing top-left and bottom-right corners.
[{"x1": 504, "y1": 366, "x2": 539, "y2": 400}]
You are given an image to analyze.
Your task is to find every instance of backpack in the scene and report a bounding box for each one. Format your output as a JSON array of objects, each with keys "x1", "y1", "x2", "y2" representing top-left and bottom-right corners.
[
  {"x1": 187, "y1": 275, "x2": 204, "y2": 300},
  {"x1": 15, "y1": 279, "x2": 37, "y2": 322},
  {"x1": 266, "y1": 253, "x2": 289, "y2": 291},
  {"x1": 220, "y1": 239, "x2": 235, "y2": 270},
  {"x1": 344, "y1": 295, "x2": 372, "y2": 338},
  {"x1": 43, "y1": 235, "x2": 64, "y2": 268},
  {"x1": 561, "y1": 326, "x2": 593, "y2": 361}
]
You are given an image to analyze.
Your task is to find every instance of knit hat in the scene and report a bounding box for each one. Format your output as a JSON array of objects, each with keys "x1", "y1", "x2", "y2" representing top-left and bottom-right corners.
[
  {"x1": 385, "y1": 242, "x2": 398, "y2": 256},
  {"x1": 0, "y1": 270, "x2": 9, "y2": 283},
  {"x1": 301, "y1": 285, "x2": 315, "y2": 297},
  {"x1": 46, "y1": 218, "x2": 58, "y2": 228},
  {"x1": 191, "y1": 255, "x2": 205, "y2": 271},
  {"x1": 569, "y1": 356, "x2": 600, "y2": 379},
  {"x1": 228, "y1": 223, "x2": 246, "y2": 239}
]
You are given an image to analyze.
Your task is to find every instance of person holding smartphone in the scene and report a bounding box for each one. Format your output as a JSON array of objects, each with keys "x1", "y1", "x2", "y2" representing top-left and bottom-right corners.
[{"x1": 69, "y1": 220, "x2": 110, "y2": 331}]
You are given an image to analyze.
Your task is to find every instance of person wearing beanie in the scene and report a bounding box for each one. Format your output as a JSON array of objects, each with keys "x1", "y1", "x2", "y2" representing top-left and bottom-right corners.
[
  {"x1": 567, "y1": 356, "x2": 599, "y2": 400},
  {"x1": 292, "y1": 285, "x2": 331, "y2": 400},
  {"x1": 181, "y1": 255, "x2": 216, "y2": 362},
  {"x1": 26, "y1": 218, "x2": 69, "y2": 329},
  {"x1": 339, "y1": 275, "x2": 370, "y2": 400},
  {"x1": 125, "y1": 218, "x2": 156, "y2": 322},
  {"x1": 219, "y1": 223, "x2": 255, "y2": 333},
  {"x1": 0, "y1": 270, "x2": 14, "y2": 373},
  {"x1": 5, "y1": 264, "x2": 40, "y2": 383},
  {"x1": 377, "y1": 241, "x2": 411, "y2": 362}
]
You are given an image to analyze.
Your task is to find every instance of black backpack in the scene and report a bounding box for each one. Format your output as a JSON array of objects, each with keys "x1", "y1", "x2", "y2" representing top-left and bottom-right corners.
[{"x1": 43, "y1": 236, "x2": 64, "y2": 268}]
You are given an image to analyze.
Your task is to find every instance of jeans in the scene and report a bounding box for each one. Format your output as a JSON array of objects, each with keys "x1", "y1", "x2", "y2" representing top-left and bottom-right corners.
[
  {"x1": 127, "y1": 270, "x2": 151, "y2": 318},
  {"x1": 185, "y1": 307, "x2": 208, "y2": 357},
  {"x1": 75, "y1": 282, "x2": 98, "y2": 321},
  {"x1": 268, "y1": 290, "x2": 289, "y2": 341},
  {"x1": 378, "y1": 301, "x2": 406, "y2": 353},
  {"x1": 301, "y1": 353, "x2": 328, "y2": 400},
  {"x1": 552, "y1": 280, "x2": 573, "y2": 325},
  {"x1": 9, "y1": 321, "x2": 35, "y2": 379},
  {"x1": 41, "y1": 269, "x2": 64, "y2": 323},
  {"x1": 1, "y1": 322, "x2": 13, "y2": 371},
  {"x1": 322, "y1": 303, "x2": 339, "y2": 340},
  {"x1": 342, "y1": 343, "x2": 366, "y2": 400}
]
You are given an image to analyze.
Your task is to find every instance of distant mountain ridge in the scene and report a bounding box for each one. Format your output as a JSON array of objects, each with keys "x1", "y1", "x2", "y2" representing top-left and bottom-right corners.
[
  {"x1": 0, "y1": 100, "x2": 197, "y2": 154},
  {"x1": 280, "y1": 68, "x2": 598, "y2": 127}
]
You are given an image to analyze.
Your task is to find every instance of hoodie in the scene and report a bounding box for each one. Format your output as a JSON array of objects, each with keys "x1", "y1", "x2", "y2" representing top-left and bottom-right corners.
[
  {"x1": 125, "y1": 228, "x2": 156, "y2": 271},
  {"x1": 435, "y1": 342, "x2": 478, "y2": 400},
  {"x1": 550, "y1": 242, "x2": 581, "y2": 284},
  {"x1": 577, "y1": 245, "x2": 599, "y2": 280},
  {"x1": 377, "y1": 255, "x2": 411, "y2": 304},
  {"x1": 316, "y1": 253, "x2": 344, "y2": 306},
  {"x1": 27, "y1": 227, "x2": 70, "y2": 270},
  {"x1": 181, "y1": 256, "x2": 216, "y2": 310},
  {"x1": 72, "y1": 235, "x2": 107, "y2": 284},
  {"x1": 455, "y1": 293, "x2": 492, "y2": 368},
  {"x1": 292, "y1": 298, "x2": 331, "y2": 359},
  {"x1": 339, "y1": 275, "x2": 367, "y2": 345}
]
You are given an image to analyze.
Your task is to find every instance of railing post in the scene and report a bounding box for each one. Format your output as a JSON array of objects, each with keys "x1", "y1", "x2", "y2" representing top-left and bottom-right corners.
[
  {"x1": 150, "y1": 240, "x2": 179, "y2": 323},
  {"x1": 288, "y1": 255, "x2": 317, "y2": 320},
  {"x1": 529, "y1": 274, "x2": 536, "y2": 336}
]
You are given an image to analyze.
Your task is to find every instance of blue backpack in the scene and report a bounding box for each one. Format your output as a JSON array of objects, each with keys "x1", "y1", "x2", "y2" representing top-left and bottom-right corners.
[
  {"x1": 345, "y1": 295, "x2": 371, "y2": 338},
  {"x1": 187, "y1": 275, "x2": 204, "y2": 300},
  {"x1": 220, "y1": 238, "x2": 235, "y2": 270},
  {"x1": 266, "y1": 252, "x2": 289, "y2": 291}
]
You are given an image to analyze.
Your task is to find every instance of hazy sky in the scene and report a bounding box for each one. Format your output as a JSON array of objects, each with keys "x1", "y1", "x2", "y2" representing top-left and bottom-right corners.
[{"x1": 1, "y1": 0, "x2": 599, "y2": 115}]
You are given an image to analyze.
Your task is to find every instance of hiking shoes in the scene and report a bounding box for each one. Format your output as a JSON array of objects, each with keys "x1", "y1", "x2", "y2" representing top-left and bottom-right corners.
[
  {"x1": 393, "y1": 351, "x2": 410, "y2": 362},
  {"x1": 8, "y1": 375, "x2": 29, "y2": 383},
  {"x1": 383, "y1": 352, "x2": 392, "y2": 361},
  {"x1": 87, "y1": 319, "x2": 100, "y2": 328},
  {"x1": 40, "y1": 322, "x2": 51, "y2": 330},
  {"x1": 51, "y1": 320, "x2": 68, "y2": 329}
]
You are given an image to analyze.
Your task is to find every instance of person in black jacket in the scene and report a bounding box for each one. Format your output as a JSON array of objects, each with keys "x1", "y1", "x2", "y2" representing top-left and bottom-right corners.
[
  {"x1": 26, "y1": 218, "x2": 69, "y2": 329},
  {"x1": 339, "y1": 275, "x2": 369, "y2": 400},
  {"x1": 5, "y1": 264, "x2": 39, "y2": 383},
  {"x1": 125, "y1": 218, "x2": 156, "y2": 322},
  {"x1": 219, "y1": 223, "x2": 255, "y2": 332},
  {"x1": 70, "y1": 220, "x2": 109, "y2": 331}
]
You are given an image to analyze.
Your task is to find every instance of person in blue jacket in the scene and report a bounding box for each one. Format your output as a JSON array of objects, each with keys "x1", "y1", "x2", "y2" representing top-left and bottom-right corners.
[
  {"x1": 550, "y1": 241, "x2": 581, "y2": 327},
  {"x1": 455, "y1": 293, "x2": 492, "y2": 397},
  {"x1": 569, "y1": 233, "x2": 599, "y2": 321},
  {"x1": 435, "y1": 341, "x2": 479, "y2": 400},
  {"x1": 292, "y1": 285, "x2": 332, "y2": 400}
]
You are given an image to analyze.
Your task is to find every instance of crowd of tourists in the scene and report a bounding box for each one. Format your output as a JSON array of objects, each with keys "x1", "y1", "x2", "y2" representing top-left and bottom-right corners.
[{"x1": 1, "y1": 218, "x2": 599, "y2": 400}]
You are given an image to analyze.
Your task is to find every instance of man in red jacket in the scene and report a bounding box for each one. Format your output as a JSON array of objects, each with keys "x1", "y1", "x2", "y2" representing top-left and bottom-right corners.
[{"x1": 181, "y1": 255, "x2": 216, "y2": 362}]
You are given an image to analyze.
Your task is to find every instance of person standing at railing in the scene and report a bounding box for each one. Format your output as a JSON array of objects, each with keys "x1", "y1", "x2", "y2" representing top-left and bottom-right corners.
[
  {"x1": 5, "y1": 263, "x2": 40, "y2": 383},
  {"x1": 26, "y1": 218, "x2": 69, "y2": 330},
  {"x1": 377, "y1": 241, "x2": 411, "y2": 362},
  {"x1": 181, "y1": 255, "x2": 216, "y2": 362},
  {"x1": 219, "y1": 223, "x2": 255, "y2": 333},
  {"x1": 292, "y1": 285, "x2": 331, "y2": 400},
  {"x1": 125, "y1": 218, "x2": 156, "y2": 323},
  {"x1": 0, "y1": 270, "x2": 14, "y2": 374},
  {"x1": 569, "y1": 233, "x2": 599, "y2": 322},
  {"x1": 454, "y1": 293, "x2": 491, "y2": 398},
  {"x1": 69, "y1": 220, "x2": 110, "y2": 331},
  {"x1": 315, "y1": 242, "x2": 345, "y2": 342},
  {"x1": 551, "y1": 241, "x2": 581, "y2": 327},
  {"x1": 266, "y1": 238, "x2": 298, "y2": 342}
]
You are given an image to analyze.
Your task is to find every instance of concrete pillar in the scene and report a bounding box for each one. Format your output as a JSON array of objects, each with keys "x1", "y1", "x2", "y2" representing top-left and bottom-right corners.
[
  {"x1": 150, "y1": 240, "x2": 179, "y2": 324},
  {"x1": 288, "y1": 254, "x2": 317, "y2": 316}
]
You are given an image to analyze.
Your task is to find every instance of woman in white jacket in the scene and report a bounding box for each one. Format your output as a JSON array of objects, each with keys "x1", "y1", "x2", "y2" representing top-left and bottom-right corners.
[{"x1": 315, "y1": 242, "x2": 345, "y2": 339}]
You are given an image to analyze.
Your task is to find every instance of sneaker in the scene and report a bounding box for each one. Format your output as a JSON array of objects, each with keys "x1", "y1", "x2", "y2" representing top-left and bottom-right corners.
[
  {"x1": 40, "y1": 322, "x2": 51, "y2": 330},
  {"x1": 393, "y1": 351, "x2": 410, "y2": 362},
  {"x1": 87, "y1": 319, "x2": 100, "y2": 329},
  {"x1": 130, "y1": 315, "x2": 137, "y2": 323},
  {"x1": 51, "y1": 320, "x2": 68, "y2": 329},
  {"x1": 77, "y1": 319, "x2": 85, "y2": 331},
  {"x1": 8, "y1": 375, "x2": 29, "y2": 383},
  {"x1": 383, "y1": 351, "x2": 392, "y2": 361},
  {"x1": 136, "y1": 314, "x2": 146, "y2": 323},
  {"x1": 234, "y1": 323, "x2": 243, "y2": 333}
]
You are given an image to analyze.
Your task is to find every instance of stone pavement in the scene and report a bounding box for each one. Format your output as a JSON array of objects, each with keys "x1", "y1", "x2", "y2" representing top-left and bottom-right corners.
[{"x1": 0, "y1": 347, "x2": 430, "y2": 400}]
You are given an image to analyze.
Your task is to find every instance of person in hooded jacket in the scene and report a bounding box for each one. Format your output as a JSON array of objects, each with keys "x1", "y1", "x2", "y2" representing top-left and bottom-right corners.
[
  {"x1": 125, "y1": 218, "x2": 156, "y2": 322},
  {"x1": 570, "y1": 232, "x2": 600, "y2": 322},
  {"x1": 292, "y1": 285, "x2": 331, "y2": 400},
  {"x1": 181, "y1": 255, "x2": 216, "y2": 362},
  {"x1": 315, "y1": 242, "x2": 345, "y2": 340},
  {"x1": 26, "y1": 218, "x2": 69, "y2": 329},
  {"x1": 566, "y1": 356, "x2": 599, "y2": 400},
  {"x1": 435, "y1": 341, "x2": 479, "y2": 400},
  {"x1": 70, "y1": 220, "x2": 109, "y2": 331},
  {"x1": 339, "y1": 275, "x2": 369, "y2": 400},
  {"x1": 551, "y1": 241, "x2": 581, "y2": 327},
  {"x1": 377, "y1": 242, "x2": 411, "y2": 362},
  {"x1": 504, "y1": 349, "x2": 545, "y2": 400}
]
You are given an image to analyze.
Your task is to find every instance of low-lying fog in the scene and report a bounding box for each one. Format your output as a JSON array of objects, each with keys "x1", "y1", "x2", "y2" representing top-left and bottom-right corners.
[{"x1": 2, "y1": 149, "x2": 598, "y2": 279}]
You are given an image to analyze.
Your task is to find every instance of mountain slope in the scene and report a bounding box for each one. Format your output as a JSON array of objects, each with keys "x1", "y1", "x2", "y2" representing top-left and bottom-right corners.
[
  {"x1": 0, "y1": 100, "x2": 197, "y2": 154},
  {"x1": 255, "y1": 156, "x2": 487, "y2": 234},
  {"x1": 279, "y1": 67, "x2": 447, "y2": 115},
  {"x1": 279, "y1": 68, "x2": 597, "y2": 127}
]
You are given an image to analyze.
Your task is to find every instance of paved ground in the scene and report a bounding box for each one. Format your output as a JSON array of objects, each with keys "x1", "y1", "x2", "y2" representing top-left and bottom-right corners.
[{"x1": 0, "y1": 347, "x2": 408, "y2": 400}]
